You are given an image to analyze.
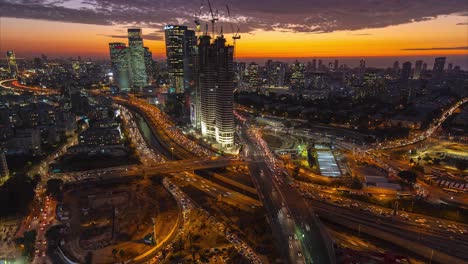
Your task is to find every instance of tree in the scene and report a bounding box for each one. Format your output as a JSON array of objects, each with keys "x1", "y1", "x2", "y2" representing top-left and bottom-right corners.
[
  {"x1": 292, "y1": 166, "x2": 300, "y2": 178},
  {"x1": 85, "y1": 252, "x2": 93, "y2": 264},
  {"x1": 455, "y1": 160, "x2": 467, "y2": 171},
  {"x1": 398, "y1": 170, "x2": 417, "y2": 185},
  {"x1": 350, "y1": 177, "x2": 363, "y2": 190},
  {"x1": 46, "y1": 179, "x2": 63, "y2": 199},
  {"x1": 15, "y1": 230, "x2": 37, "y2": 259}
]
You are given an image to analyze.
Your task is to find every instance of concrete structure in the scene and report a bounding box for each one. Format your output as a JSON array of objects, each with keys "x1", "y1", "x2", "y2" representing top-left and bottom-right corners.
[{"x1": 128, "y1": 29, "x2": 148, "y2": 89}]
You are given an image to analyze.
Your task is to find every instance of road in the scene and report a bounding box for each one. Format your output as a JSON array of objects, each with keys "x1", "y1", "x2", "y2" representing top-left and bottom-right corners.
[
  {"x1": 0, "y1": 79, "x2": 59, "y2": 95},
  {"x1": 114, "y1": 95, "x2": 213, "y2": 160},
  {"x1": 306, "y1": 198, "x2": 468, "y2": 262},
  {"x1": 373, "y1": 97, "x2": 468, "y2": 150},
  {"x1": 241, "y1": 126, "x2": 336, "y2": 264}
]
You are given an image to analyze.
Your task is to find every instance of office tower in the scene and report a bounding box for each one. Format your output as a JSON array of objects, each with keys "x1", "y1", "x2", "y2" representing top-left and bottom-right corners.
[
  {"x1": 312, "y1": 59, "x2": 317, "y2": 71},
  {"x1": 128, "y1": 28, "x2": 148, "y2": 89},
  {"x1": 318, "y1": 59, "x2": 323, "y2": 71},
  {"x1": 247, "y1": 63, "x2": 260, "y2": 88},
  {"x1": 235, "y1": 62, "x2": 246, "y2": 83},
  {"x1": 199, "y1": 35, "x2": 235, "y2": 149},
  {"x1": 413, "y1": 60, "x2": 423, "y2": 79},
  {"x1": 6, "y1": 51, "x2": 18, "y2": 78},
  {"x1": 109, "y1": 42, "x2": 133, "y2": 92},
  {"x1": 334, "y1": 60, "x2": 339, "y2": 70},
  {"x1": 290, "y1": 60, "x2": 305, "y2": 88},
  {"x1": 190, "y1": 44, "x2": 201, "y2": 129},
  {"x1": 266, "y1": 60, "x2": 286, "y2": 87},
  {"x1": 214, "y1": 36, "x2": 235, "y2": 149},
  {"x1": 400, "y1": 61, "x2": 412, "y2": 80},
  {"x1": 432, "y1": 57, "x2": 446, "y2": 83},
  {"x1": 144, "y1": 47, "x2": 154, "y2": 82},
  {"x1": 359, "y1": 59, "x2": 366, "y2": 77},
  {"x1": 422, "y1": 63, "x2": 427, "y2": 71},
  {"x1": 164, "y1": 25, "x2": 195, "y2": 94},
  {"x1": 0, "y1": 151, "x2": 8, "y2": 178},
  {"x1": 393, "y1": 61, "x2": 400, "y2": 74},
  {"x1": 448, "y1": 63, "x2": 453, "y2": 71},
  {"x1": 72, "y1": 60, "x2": 81, "y2": 75},
  {"x1": 359, "y1": 59, "x2": 366, "y2": 69},
  {"x1": 184, "y1": 29, "x2": 197, "y2": 90}
]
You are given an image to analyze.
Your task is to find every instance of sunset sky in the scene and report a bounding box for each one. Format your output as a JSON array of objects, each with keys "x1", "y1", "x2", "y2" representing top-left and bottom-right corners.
[{"x1": 1, "y1": 0, "x2": 467, "y2": 67}]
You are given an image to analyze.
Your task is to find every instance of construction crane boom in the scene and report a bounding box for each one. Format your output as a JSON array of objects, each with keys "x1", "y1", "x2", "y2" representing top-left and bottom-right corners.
[{"x1": 207, "y1": 0, "x2": 218, "y2": 37}]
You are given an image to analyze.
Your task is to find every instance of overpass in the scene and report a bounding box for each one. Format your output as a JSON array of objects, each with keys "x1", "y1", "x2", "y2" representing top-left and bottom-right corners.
[
  {"x1": 50, "y1": 157, "x2": 245, "y2": 183},
  {"x1": 0, "y1": 79, "x2": 59, "y2": 95}
]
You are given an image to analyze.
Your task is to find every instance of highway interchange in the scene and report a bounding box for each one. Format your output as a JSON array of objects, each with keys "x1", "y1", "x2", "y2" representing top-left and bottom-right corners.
[{"x1": 5, "y1": 80, "x2": 467, "y2": 264}]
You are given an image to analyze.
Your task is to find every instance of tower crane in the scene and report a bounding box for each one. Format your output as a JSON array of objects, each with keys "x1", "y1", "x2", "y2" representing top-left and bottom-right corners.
[
  {"x1": 194, "y1": 2, "x2": 204, "y2": 35},
  {"x1": 207, "y1": 0, "x2": 218, "y2": 38},
  {"x1": 226, "y1": 4, "x2": 241, "y2": 59}
]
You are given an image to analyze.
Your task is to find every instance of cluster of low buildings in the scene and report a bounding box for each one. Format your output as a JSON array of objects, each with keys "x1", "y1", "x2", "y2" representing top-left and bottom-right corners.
[{"x1": 0, "y1": 94, "x2": 76, "y2": 157}]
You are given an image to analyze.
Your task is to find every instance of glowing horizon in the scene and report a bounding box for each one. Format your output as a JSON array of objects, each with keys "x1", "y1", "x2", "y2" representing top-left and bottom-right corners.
[{"x1": 1, "y1": 13, "x2": 467, "y2": 65}]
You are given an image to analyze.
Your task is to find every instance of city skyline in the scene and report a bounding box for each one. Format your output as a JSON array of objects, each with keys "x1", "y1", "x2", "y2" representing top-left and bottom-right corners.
[
  {"x1": 0, "y1": 1, "x2": 467, "y2": 62},
  {"x1": 0, "y1": 2, "x2": 467, "y2": 264}
]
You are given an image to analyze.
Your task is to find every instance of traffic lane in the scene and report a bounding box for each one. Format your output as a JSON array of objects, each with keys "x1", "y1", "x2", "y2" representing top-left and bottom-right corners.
[
  {"x1": 248, "y1": 161, "x2": 302, "y2": 264},
  {"x1": 307, "y1": 199, "x2": 468, "y2": 260}
]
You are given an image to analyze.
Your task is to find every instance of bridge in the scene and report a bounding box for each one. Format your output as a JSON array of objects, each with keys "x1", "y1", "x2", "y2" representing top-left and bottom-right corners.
[{"x1": 50, "y1": 157, "x2": 245, "y2": 183}]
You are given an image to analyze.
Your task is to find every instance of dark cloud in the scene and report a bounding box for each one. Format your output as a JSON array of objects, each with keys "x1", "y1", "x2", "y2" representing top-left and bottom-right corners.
[
  {"x1": 1, "y1": 0, "x2": 467, "y2": 34},
  {"x1": 401, "y1": 46, "x2": 468, "y2": 51},
  {"x1": 456, "y1": 22, "x2": 468, "y2": 25},
  {"x1": 98, "y1": 32, "x2": 164, "y2": 41},
  {"x1": 351, "y1": 33, "x2": 373, "y2": 36}
]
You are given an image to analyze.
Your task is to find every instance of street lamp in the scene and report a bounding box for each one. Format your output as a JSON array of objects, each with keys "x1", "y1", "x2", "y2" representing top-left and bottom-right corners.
[{"x1": 171, "y1": 147, "x2": 174, "y2": 160}]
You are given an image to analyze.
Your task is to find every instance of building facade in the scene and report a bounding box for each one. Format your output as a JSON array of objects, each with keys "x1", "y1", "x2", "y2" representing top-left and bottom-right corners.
[
  {"x1": 109, "y1": 42, "x2": 133, "y2": 92},
  {"x1": 128, "y1": 29, "x2": 148, "y2": 89},
  {"x1": 6, "y1": 51, "x2": 18, "y2": 79},
  {"x1": 198, "y1": 35, "x2": 235, "y2": 149},
  {"x1": 164, "y1": 25, "x2": 196, "y2": 94}
]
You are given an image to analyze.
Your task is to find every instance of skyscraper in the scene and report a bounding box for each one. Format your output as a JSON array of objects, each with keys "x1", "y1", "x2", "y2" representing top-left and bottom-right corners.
[
  {"x1": 266, "y1": 60, "x2": 286, "y2": 87},
  {"x1": 199, "y1": 35, "x2": 235, "y2": 149},
  {"x1": 432, "y1": 57, "x2": 446, "y2": 83},
  {"x1": 6, "y1": 51, "x2": 18, "y2": 78},
  {"x1": 393, "y1": 61, "x2": 400, "y2": 75},
  {"x1": 290, "y1": 60, "x2": 305, "y2": 88},
  {"x1": 247, "y1": 63, "x2": 260, "y2": 88},
  {"x1": 144, "y1": 47, "x2": 154, "y2": 82},
  {"x1": 413, "y1": 60, "x2": 423, "y2": 79},
  {"x1": 165, "y1": 25, "x2": 196, "y2": 94},
  {"x1": 109, "y1": 42, "x2": 133, "y2": 92},
  {"x1": 128, "y1": 29, "x2": 148, "y2": 89},
  {"x1": 401, "y1": 61, "x2": 412, "y2": 80},
  {"x1": 0, "y1": 151, "x2": 9, "y2": 178}
]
